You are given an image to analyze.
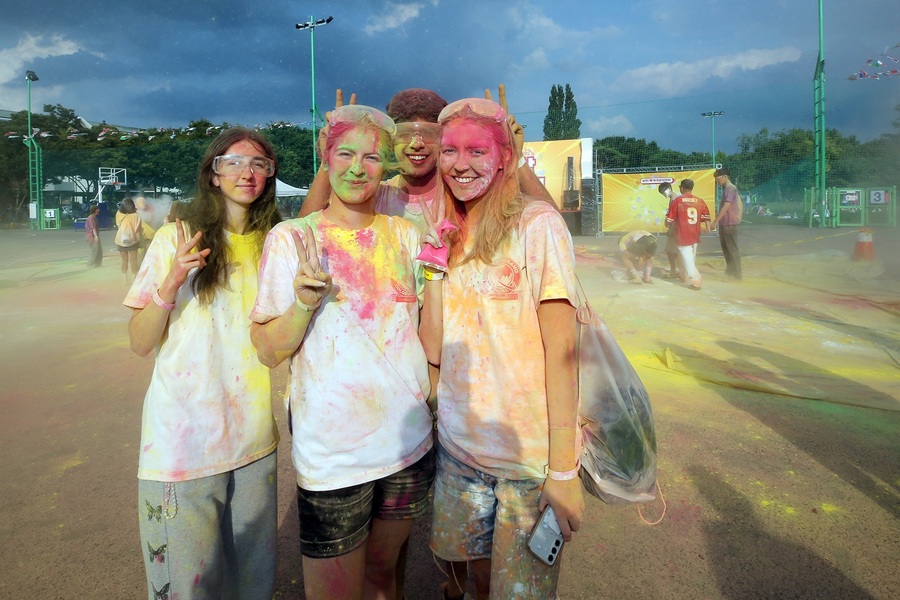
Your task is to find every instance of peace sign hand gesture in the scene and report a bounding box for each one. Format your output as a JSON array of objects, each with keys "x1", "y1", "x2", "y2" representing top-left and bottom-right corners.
[
  {"x1": 292, "y1": 225, "x2": 332, "y2": 310},
  {"x1": 416, "y1": 194, "x2": 456, "y2": 272},
  {"x1": 164, "y1": 218, "x2": 211, "y2": 291},
  {"x1": 318, "y1": 89, "x2": 359, "y2": 156}
]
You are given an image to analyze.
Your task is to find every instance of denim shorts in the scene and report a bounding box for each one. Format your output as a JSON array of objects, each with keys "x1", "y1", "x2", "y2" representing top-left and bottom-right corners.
[
  {"x1": 430, "y1": 445, "x2": 561, "y2": 597},
  {"x1": 296, "y1": 448, "x2": 435, "y2": 559}
]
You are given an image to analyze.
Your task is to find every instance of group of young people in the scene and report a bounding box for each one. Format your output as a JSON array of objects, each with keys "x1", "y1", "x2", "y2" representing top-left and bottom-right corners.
[{"x1": 124, "y1": 87, "x2": 584, "y2": 600}]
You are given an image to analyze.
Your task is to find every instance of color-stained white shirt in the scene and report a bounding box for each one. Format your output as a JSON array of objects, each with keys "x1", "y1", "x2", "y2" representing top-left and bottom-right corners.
[
  {"x1": 250, "y1": 212, "x2": 433, "y2": 491},
  {"x1": 124, "y1": 223, "x2": 277, "y2": 482},
  {"x1": 437, "y1": 202, "x2": 579, "y2": 479},
  {"x1": 374, "y1": 174, "x2": 438, "y2": 233}
]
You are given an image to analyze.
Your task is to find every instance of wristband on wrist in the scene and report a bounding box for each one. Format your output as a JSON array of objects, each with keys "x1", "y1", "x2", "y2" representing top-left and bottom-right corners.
[
  {"x1": 547, "y1": 459, "x2": 581, "y2": 481},
  {"x1": 423, "y1": 268, "x2": 445, "y2": 281},
  {"x1": 152, "y1": 289, "x2": 175, "y2": 311},
  {"x1": 295, "y1": 297, "x2": 321, "y2": 312}
]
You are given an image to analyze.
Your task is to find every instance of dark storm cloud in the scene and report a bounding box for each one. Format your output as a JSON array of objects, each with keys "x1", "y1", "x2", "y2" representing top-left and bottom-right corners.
[{"x1": 3, "y1": 1, "x2": 898, "y2": 154}]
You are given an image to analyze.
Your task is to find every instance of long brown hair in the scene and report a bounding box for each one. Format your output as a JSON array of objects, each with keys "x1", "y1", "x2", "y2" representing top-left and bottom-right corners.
[{"x1": 181, "y1": 127, "x2": 281, "y2": 305}]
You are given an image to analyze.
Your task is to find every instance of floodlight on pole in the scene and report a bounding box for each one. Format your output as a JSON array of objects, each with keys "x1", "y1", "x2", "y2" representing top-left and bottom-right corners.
[
  {"x1": 25, "y1": 70, "x2": 43, "y2": 230},
  {"x1": 296, "y1": 15, "x2": 334, "y2": 174},
  {"x1": 700, "y1": 111, "x2": 724, "y2": 167}
]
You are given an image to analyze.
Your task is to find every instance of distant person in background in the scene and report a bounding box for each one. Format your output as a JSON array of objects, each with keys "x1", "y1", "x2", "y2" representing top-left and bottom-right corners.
[
  {"x1": 619, "y1": 230, "x2": 657, "y2": 284},
  {"x1": 165, "y1": 201, "x2": 187, "y2": 223},
  {"x1": 134, "y1": 196, "x2": 157, "y2": 265},
  {"x1": 115, "y1": 197, "x2": 142, "y2": 283},
  {"x1": 665, "y1": 179, "x2": 711, "y2": 290},
  {"x1": 657, "y1": 182, "x2": 685, "y2": 281},
  {"x1": 711, "y1": 167, "x2": 743, "y2": 280},
  {"x1": 85, "y1": 204, "x2": 102, "y2": 268}
]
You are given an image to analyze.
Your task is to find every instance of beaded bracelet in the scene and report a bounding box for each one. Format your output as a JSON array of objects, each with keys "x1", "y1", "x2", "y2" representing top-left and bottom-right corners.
[{"x1": 152, "y1": 289, "x2": 175, "y2": 311}]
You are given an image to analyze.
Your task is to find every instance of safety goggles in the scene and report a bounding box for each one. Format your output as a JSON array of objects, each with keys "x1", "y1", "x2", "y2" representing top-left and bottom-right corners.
[
  {"x1": 329, "y1": 105, "x2": 397, "y2": 136},
  {"x1": 394, "y1": 121, "x2": 442, "y2": 146},
  {"x1": 212, "y1": 154, "x2": 275, "y2": 177},
  {"x1": 438, "y1": 98, "x2": 507, "y2": 125}
]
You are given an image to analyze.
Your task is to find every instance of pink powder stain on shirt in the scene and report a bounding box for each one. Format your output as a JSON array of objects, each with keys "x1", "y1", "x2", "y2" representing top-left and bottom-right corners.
[
  {"x1": 358, "y1": 300, "x2": 376, "y2": 320},
  {"x1": 142, "y1": 443, "x2": 153, "y2": 453},
  {"x1": 356, "y1": 228, "x2": 375, "y2": 248}
]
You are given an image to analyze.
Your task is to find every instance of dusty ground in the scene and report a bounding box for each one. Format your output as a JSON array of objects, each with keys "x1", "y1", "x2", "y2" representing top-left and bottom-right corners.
[{"x1": 0, "y1": 222, "x2": 897, "y2": 599}]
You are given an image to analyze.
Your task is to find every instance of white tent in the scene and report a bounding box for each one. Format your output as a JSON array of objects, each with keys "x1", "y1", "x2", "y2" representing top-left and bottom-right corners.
[{"x1": 276, "y1": 178, "x2": 308, "y2": 197}]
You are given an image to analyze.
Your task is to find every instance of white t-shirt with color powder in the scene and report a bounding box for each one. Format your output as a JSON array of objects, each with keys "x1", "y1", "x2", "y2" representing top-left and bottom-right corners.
[
  {"x1": 437, "y1": 201, "x2": 579, "y2": 480},
  {"x1": 123, "y1": 222, "x2": 277, "y2": 482},
  {"x1": 374, "y1": 174, "x2": 438, "y2": 233},
  {"x1": 250, "y1": 212, "x2": 433, "y2": 491}
]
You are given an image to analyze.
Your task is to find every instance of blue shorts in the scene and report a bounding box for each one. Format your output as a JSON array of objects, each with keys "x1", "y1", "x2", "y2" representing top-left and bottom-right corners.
[
  {"x1": 296, "y1": 448, "x2": 435, "y2": 558},
  {"x1": 430, "y1": 445, "x2": 562, "y2": 597}
]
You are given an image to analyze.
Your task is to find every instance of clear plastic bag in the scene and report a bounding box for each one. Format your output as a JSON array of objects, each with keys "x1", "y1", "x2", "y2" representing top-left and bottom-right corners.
[{"x1": 576, "y1": 293, "x2": 658, "y2": 504}]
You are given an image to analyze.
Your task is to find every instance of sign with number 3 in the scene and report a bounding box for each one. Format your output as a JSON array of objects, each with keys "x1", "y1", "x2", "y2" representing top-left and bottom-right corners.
[{"x1": 869, "y1": 190, "x2": 889, "y2": 205}]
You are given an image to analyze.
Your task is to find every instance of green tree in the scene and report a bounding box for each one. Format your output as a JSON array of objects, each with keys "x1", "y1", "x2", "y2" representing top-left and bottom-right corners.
[
  {"x1": 543, "y1": 84, "x2": 581, "y2": 140},
  {"x1": 561, "y1": 84, "x2": 582, "y2": 139},
  {"x1": 542, "y1": 84, "x2": 564, "y2": 141}
]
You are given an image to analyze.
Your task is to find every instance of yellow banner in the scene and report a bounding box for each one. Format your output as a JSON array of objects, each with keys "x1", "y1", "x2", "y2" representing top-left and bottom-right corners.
[
  {"x1": 522, "y1": 140, "x2": 583, "y2": 209},
  {"x1": 601, "y1": 170, "x2": 717, "y2": 232}
]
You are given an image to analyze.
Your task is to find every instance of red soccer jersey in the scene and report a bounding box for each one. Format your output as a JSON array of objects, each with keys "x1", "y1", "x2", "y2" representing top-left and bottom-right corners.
[{"x1": 665, "y1": 194, "x2": 711, "y2": 246}]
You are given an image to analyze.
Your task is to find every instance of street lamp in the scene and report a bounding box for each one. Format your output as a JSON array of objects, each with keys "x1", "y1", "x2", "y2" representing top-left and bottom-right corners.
[
  {"x1": 25, "y1": 70, "x2": 44, "y2": 230},
  {"x1": 296, "y1": 15, "x2": 334, "y2": 174},
  {"x1": 700, "y1": 111, "x2": 724, "y2": 167}
]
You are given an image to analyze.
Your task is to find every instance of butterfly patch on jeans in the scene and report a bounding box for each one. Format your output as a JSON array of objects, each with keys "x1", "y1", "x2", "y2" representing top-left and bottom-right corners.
[
  {"x1": 148, "y1": 542, "x2": 167, "y2": 564},
  {"x1": 146, "y1": 500, "x2": 162, "y2": 523},
  {"x1": 152, "y1": 582, "x2": 170, "y2": 599}
]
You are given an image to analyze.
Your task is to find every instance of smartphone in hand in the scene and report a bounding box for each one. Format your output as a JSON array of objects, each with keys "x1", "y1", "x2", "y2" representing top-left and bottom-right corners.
[{"x1": 527, "y1": 506, "x2": 565, "y2": 566}]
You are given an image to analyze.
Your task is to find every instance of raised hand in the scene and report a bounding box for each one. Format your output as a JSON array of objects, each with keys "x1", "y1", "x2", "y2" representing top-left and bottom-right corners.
[
  {"x1": 334, "y1": 88, "x2": 357, "y2": 109},
  {"x1": 291, "y1": 225, "x2": 332, "y2": 309},
  {"x1": 165, "y1": 218, "x2": 211, "y2": 290},
  {"x1": 319, "y1": 89, "x2": 360, "y2": 156},
  {"x1": 416, "y1": 195, "x2": 457, "y2": 272},
  {"x1": 485, "y1": 83, "x2": 524, "y2": 156},
  {"x1": 418, "y1": 194, "x2": 443, "y2": 250}
]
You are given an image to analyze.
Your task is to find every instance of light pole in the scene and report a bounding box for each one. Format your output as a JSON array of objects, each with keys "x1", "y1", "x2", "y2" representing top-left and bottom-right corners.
[
  {"x1": 25, "y1": 70, "x2": 43, "y2": 230},
  {"x1": 700, "y1": 111, "x2": 724, "y2": 167},
  {"x1": 296, "y1": 15, "x2": 333, "y2": 174}
]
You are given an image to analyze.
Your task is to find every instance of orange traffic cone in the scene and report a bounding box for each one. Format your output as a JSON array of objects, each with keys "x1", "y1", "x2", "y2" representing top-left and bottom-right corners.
[{"x1": 852, "y1": 227, "x2": 875, "y2": 261}]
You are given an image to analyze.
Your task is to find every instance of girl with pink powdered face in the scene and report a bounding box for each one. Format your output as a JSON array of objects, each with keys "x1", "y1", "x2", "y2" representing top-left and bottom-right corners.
[{"x1": 419, "y1": 98, "x2": 584, "y2": 599}]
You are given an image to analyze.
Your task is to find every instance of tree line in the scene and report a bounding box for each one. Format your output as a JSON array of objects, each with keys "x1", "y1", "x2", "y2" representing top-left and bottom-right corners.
[
  {"x1": 2, "y1": 91, "x2": 898, "y2": 223},
  {"x1": 0, "y1": 105, "x2": 318, "y2": 222}
]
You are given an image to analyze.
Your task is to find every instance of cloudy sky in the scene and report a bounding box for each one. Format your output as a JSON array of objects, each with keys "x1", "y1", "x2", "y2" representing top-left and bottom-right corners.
[{"x1": 2, "y1": 0, "x2": 898, "y2": 154}]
